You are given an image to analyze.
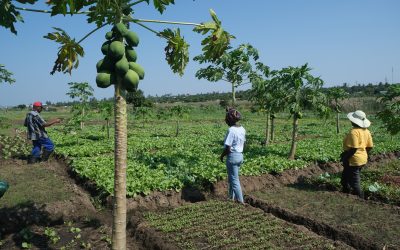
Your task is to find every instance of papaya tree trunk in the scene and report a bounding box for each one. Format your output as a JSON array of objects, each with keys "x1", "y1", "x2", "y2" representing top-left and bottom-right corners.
[
  {"x1": 264, "y1": 111, "x2": 270, "y2": 146},
  {"x1": 288, "y1": 115, "x2": 299, "y2": 160},
  {"x1": 81, "y1": 107, "x2": 85, "y2": 130},
  {"x1": 112, "y1": 84, "x2": 127, "y2": 250},
  {"x1": 231, "y1": 83, "x2": 236, "y2": 107},
  {"x1": 270, "y1": 114, "x2": 275, "y2": 142},
  {"x1": 336, "y1": 111, "x2": 340, "y2": 134}
]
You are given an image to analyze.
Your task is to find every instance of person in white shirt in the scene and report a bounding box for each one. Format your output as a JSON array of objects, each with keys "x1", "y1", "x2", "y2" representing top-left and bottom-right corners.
[{"x1": 220, "y1": 108, "x2": 246, "y2": 204}]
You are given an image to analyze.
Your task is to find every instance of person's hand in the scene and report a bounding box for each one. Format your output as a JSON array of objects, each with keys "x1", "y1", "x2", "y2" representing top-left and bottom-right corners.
[
  {"x1": 220, "y1": 155, "x2": 224, "y2": 163},
  {"x1": 55, "y1": 118, "x2": 62, "y2": 124}
]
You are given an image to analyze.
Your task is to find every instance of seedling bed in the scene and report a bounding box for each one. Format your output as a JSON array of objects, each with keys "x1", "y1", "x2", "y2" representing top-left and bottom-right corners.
[
  {"x1": 131, "y1": 200, "x2": 352, "y2": 250},
  {"x1": 249, "y1": 186, "x2": 400, "y2": 249}
]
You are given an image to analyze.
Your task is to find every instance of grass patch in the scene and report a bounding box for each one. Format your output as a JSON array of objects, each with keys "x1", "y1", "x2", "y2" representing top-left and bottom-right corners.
[
  {"x1": 143, "y1": 200, "x2": 350, "y2": 249},
  {"x1": 252, "y1": 187, "x2": 400, "y2": 249},
  {"x1": 0, "y1": 163, "x2": 72, "y2": 207}
]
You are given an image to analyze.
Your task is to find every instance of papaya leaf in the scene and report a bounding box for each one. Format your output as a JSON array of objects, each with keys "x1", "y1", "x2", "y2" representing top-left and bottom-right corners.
[
  {"x1": 195, "y1": 65, "x2": 224, "y2": 82},
  {"x1": 44, "y1": 27, "x2": 84, "y2": 75},
  {"x1": 193, "y1": 9, "x2": 234, "y2": 62},
  {"x1": 153, "y1": 0, "x2": 175, "y2": 14},
  {"x1": 0, "y1": 0, "x2": 23, "y2": 34},
  {"x1": 159, "y1": 28, "x2": 189, "y2": 76},
  {"x1": 46, "y1": 0, "x2": 88, "y2": 16},
  {"x1": 15, "y1": 0, "x2": 38, "y2": 4},
  {"x1": 86, "y1": 0, "x2": 129, "y2": 27}
]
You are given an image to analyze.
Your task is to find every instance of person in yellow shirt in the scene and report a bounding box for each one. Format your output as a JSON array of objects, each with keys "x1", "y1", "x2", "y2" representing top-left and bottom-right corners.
[{"x1": 340, "y1": 110, "x2": 373, "y2": 198}]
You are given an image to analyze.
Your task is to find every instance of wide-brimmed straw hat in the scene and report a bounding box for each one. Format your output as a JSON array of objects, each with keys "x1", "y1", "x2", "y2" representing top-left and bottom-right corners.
[{"x1": 347, "y1": 110, "x2": 371, "y2": 128}]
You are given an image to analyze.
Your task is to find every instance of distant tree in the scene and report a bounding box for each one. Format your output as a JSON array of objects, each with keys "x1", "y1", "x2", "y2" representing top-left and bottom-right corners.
[
  {"x1": 219, "y1": 98, "x2": 229, "y2": 108},
  {"x1": 377, "y1": 84, "x2": 400, "y2": 136},
  {"x1": 134, "y1": 107, "x2": 153, "y2": 128},
  {"x1": 170, "y1": 105, "x2": 189, "y2": 137},
  {"x1": 98, "y1": 101, "x2": 113, "y2": 139},
  {"x1": 274, "y1": 64, "x2": 327, "y2": 160},
  {"x1": 16, "y1": 104, "x2": 26, "y2": 110},
  {"x1": 194, "y1": 43, "x2": 259, "y2": 106},
  {"x1": 126, "y1": 89, "x2": 153, "y2": 108},
  {"x1": 327, "y1": 87, "x2": 349, "y2": 134},
  {"x1": 126, "y1": 89, "x2": 145, "y2": 107},
  {"x1": 250, "y1": 62, "x2": 286, "y2": 145},
  {"x1": 0, "y1": 64, "x2": 15, "y2": 84},
  {"x1": 66, "y1": 82, "x2": 94, "y2": 130},
  {"x1": 89, "y1": 97, "x2": 99, "y2": 109}
]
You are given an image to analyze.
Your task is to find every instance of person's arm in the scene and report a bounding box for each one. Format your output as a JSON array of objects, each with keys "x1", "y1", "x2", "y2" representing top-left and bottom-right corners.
[
  {"x1": 44, "y1": 118, "x2": 61, "y2": 127},
  {"x1": 340, "y1": 148, "x2": 357, "y2": 164},
  {"x1": 220, "y1": 145, "x2": 231, "y2": 163}
]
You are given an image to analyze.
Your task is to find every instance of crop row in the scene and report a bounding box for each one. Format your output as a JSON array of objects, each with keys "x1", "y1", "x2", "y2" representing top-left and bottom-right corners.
[{"x1": 50, "y1": 114, "x2": 400, "y2": 196}]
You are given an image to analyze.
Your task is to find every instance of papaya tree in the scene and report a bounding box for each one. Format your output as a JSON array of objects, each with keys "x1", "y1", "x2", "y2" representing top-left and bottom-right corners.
[
  {"x1": 134, "y1": 106, "x2": 153, "y2": 128},
  {"x1": 66, "y1": 82, "x2": 94, "y2": 130},
  {"x1": 98, "y1": 100, "x2": 114, "y2": 139},
  {"x1": 273, "y1": 64, "x2": 327, "y2": 160},
  {"x1": 170, "y1": 105, "x2": 189, "y2": 137},
  {"x1": 194, "y1": 43, "x2": 259, "y2": 106},
  {"x1": 250, "y1": 62, "x2": 285, "y2": 145},
  {"x1": 0, "y1": 64, "x2": 15, "y2": 84},
  {"x1": 327, "y1": 87, "x2": 349, "y2": 134},
  {"x1": 127, "y1": 89, "x2": 153, "y2": 127},
  {"x1": 377, "y1": 84, "x2": 400, "y2": 136},
  {"x1": 1, "y1": 1, "x2": 232, "y2": 249}
]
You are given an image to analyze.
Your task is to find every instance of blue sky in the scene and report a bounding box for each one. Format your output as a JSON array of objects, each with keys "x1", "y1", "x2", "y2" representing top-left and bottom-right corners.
[{"x1": 1, "y1": 0, "x2": 399, "y2": 106}]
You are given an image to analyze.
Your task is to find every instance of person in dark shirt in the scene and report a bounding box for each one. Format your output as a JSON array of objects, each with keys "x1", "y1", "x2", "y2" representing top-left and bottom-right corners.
[{"x1": 24, "y1": 101, "x2": 61, "y2": 164}]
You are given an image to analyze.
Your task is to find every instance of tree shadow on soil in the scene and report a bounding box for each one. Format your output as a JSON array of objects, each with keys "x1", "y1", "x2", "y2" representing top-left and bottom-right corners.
[{"x1": 0, "y1": 201, "x2": 63, "y2": 249}]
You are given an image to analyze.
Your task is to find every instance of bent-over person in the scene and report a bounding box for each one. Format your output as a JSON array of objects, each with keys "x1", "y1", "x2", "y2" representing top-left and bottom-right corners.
[{"x1": 24, "y1": 101, "x2": 61, "y2": 164}]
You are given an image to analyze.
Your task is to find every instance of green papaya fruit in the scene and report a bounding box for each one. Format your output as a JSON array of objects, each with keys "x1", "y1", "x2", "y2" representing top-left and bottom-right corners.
[
  {"x1": 96, "y1": 56, "x2": 114, "y2": 72},
  {"x1": 125, "y1": 31, "x2": 139, "y2": 47},
  {"x1": 96, "y1": 72, "x2": 113, "y2": 88},
  {"x1": 105, "y1": 31, "x2": 114, "y2": 40},
  {"x1": 109, "y1": 41, "x2": 125, "y2": 60},
  {"x1": 101, "y1": 41, "x2": 111, "y2": 55},
  {"x1": 128, "y1": 62, "x2": 145, "y2": 80},
  {"x1": 113, "y1": 23, "x2": 128, "y2": 37},
  {"x1": 123, "y1": 69, "x2": 139, "y2": 92},
  {"x1": 125, "y1": 48, "x2": 137, "y2": 62},
  {"x1": 115, "y1": 56, "x2": 129, "y2": 76}
]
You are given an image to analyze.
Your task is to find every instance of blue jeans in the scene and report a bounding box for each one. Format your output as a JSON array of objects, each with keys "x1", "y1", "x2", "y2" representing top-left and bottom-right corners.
[
  {"x1": 31, "y1": 137, "x2": 55, "y2": 158},
  {"x1": 226, "y1": 152, "x2": 244, "y2": 203}
]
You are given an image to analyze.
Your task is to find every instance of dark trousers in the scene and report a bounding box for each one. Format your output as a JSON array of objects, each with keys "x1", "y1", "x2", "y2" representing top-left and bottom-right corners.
[{"x1": 341, "y1": 164, "x2": 364, "y2": 198}]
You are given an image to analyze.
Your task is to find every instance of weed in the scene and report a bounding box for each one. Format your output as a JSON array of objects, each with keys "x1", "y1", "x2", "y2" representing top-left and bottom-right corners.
[{"x1": 44, "y1": 227, "x2": 61, "y2": 244}]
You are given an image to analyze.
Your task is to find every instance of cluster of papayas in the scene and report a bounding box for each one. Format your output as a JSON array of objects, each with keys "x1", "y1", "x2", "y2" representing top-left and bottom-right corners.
[{"x1": 96, "y1": 22, "x2": 145, "y2": 92}]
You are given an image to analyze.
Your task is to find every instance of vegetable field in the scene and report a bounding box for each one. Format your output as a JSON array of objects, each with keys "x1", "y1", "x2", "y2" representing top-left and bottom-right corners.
[
  {"x1": 1, "y1": 106, "x2": 400, "y2": 249},
  {"x1": 45, "y1": 108, "x2": 400, "y2": 197}
]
